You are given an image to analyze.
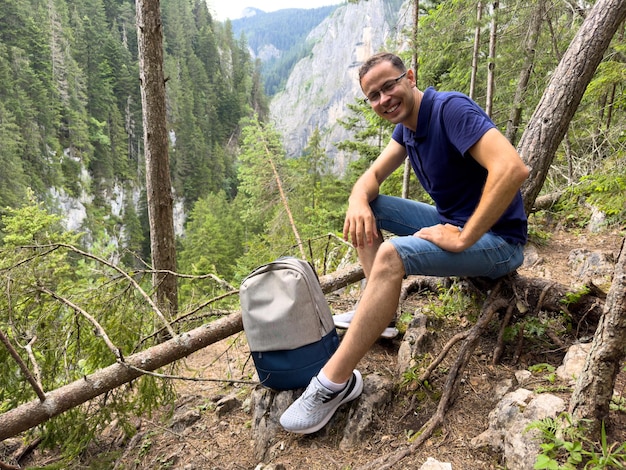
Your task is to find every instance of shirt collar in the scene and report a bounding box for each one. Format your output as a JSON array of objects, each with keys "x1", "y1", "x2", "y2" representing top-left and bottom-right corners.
[{"x1": 415, "y1": 86, "x2": 436, "y2": 140}]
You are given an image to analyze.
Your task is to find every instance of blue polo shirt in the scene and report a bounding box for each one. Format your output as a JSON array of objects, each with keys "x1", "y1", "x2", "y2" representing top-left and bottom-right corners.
[{"x1": 391, "y1": 87, "x2": 527, "y2": 245}]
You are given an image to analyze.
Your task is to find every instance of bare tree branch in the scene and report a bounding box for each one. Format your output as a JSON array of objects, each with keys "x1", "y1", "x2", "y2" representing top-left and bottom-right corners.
[
  {"x1": 261, "y1": 139, "x2": 306, "y2": 260},
  {"x1": 0, "y1": 329, "x2": 46, "y2": 402},
  {"x1": 30, "y1": 243, "x2": 177, "y2": 339},
  {"x1": 23, "y1": 336, "x2": 43, "y2": 390},
  {"x1": 38, "y1": 286, "x2": 123, "y2": 362}
]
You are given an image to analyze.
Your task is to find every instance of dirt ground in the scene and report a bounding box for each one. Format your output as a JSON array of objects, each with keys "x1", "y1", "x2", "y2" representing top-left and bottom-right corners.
[{"x1": 18, "y1": 228, "x2": 626, "y2": 469}]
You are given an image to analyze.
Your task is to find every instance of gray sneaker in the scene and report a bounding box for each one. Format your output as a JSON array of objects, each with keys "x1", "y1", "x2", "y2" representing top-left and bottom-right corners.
[{"x1": 279, "y1": 370, "x2": 363, "y2": 434}]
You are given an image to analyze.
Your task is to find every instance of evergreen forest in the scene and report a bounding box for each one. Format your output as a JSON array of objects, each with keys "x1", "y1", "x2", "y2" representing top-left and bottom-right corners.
[
  {"x1": 231, "y1": 6, "x2": 339, "y2": 95},
  {"x1": 0, "y1": 0, "x2": 625, "y2": 464}
]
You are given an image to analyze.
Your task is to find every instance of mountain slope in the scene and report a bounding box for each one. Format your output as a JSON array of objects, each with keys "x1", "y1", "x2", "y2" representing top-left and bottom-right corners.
[
  {"x1": 231, "y1": 6, "x2": 340, "y2": 95},
  {"x1": 269, "y1": 0, "x2": 411, "y2": 173}
]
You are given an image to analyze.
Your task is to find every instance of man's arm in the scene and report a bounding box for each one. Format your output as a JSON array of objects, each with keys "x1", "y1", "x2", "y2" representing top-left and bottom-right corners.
[
  {"x1": 416, "y1": 128, "x2": 529, "y2": 252},
  {"x1": 343, "y1": 139, "x2": 407, "y2": 248}
]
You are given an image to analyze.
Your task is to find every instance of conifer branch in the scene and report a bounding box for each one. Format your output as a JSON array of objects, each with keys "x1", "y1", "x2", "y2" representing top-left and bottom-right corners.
[
  {"x1": 0, "y1": 328, "x2": 46, "y2": 402},
  {"x1": 31, "y1": 243, "x2": 177, "y2": 339},
  {"x1": 38, "y1": 286, "x2": 124, "y2": 362}
]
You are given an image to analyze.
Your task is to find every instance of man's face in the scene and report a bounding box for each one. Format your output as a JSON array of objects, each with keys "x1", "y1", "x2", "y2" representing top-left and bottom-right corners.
[{"x1": 361, "y1": 61, "x2": 415, "y2": 125}]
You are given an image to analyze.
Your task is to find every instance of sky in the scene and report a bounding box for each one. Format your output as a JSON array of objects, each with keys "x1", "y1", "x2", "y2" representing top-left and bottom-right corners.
[{"x1": 208, "y1": 0, "x2": 343, "y2": 21}]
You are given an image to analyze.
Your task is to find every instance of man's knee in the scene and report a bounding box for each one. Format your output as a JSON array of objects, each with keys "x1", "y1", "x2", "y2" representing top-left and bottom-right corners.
[{"x1": 373, "y1": 241, "x2": 405, "y2": 279}]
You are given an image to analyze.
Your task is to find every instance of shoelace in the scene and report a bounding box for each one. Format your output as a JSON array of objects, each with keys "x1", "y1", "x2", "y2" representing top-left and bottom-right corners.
[{"x1": 301, "y1": 385, "x2": 333, "y2": 412}]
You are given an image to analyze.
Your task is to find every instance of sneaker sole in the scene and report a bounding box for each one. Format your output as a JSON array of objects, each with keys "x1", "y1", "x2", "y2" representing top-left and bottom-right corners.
[
  {"x1": 380, "y1": 327, "x2": 399, "y2": 339},
  {"x1": 332, "y1": 310, "x2": 355, "y2": 329},
  {"x1": 334, "y1": 312, "x2": 399, "y2": 339},
  {"x1": 290, "y1": 370, "x2": 364, "y2": 434}
]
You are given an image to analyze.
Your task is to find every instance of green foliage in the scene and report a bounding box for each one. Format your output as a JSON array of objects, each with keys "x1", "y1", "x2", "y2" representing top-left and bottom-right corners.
[
  {"x1": 178, "y1": 191, "x2": 243, "y2": 293},
  {"x1": 0, "y1": 0, "x2": 263, "y2": 220},
  {"x1": 422, "y1": 280, "x2": 479, "y2": 319},
  {"x1": 561, "y1": 286, "x2": 592, "y2": 306},
  {"x1": 528, "y1": 413, "x2": 626, "y2": 470},
  {"x1": 610, "y1": 395, "x2": 626, "y2": 413},
  {"x1": 337, "y1": 99, "x2": 395, "y2": 178},
  {"x1": 235, "y1": 115, "x2": 287, "y2": 235},
  {"x1": 528, "y1": 363, "x2": 557, "y2": 385},
  {"x1": 0, "y1": 198, "x2": 175, "y2": 458}
]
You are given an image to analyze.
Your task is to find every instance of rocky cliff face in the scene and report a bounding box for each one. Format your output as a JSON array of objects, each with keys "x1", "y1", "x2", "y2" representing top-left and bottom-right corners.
[{"x1": 269, "y1": 0, "x2": 411, "y2": 174}]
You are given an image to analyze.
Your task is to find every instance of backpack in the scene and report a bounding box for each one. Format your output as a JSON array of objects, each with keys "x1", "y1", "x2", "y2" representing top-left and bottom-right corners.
[{"x1": 240, "y1": 257, "x2": 339, "y2": 390}]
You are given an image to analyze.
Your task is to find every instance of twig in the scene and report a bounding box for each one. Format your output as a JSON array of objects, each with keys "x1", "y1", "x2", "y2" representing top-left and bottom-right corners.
[
  {"x1": 112, "y1": 431, "x2": 144, "y2": 470},
  {"x1": 170, "y1": 291, "x2": 239, "y2": 325},
  {"x1": 0, "y1": 460, "x2": 20, "y2": 470},
  {"x1": 150, "y1": 268, "x2": 235, "y2": 291},
  {"x1": 419, "y1": 330, "x2": 470, "y2": 383},
  {"x1": 0, "y1": 328, "x2": 46, "y2": 402},
  {"x1": 534, "y1": 281, "x2": 555, "y2": 314},
  {"x1": 546, "y1": 329, "x2": 567, "y2": 349},
  {"x1": 513, "y1": 323, "x2": 526, "y2": 363},
  {"x1": 38, "y1": 286, "x2": 123, "y2": 362},
  {"x1": 30, "y1": 244, "x2": 177, "y2": 339},
  {"x1": 493, "y1": 304, "x2": 515, "y2": 364},
  {"x1": 120, "y1": 362, "x2": 257, "y2": 385},
  {"x1": 0, "y1": 246, "x2": 60, "y2": 272},
  {"x1": 12, "y1": 437, "x2": 43, "y2": 467},
  {"x1": 23, "y1": 336, "x2": 43, "y2": 389},
  {"x1": 137, "y1": 292, "x2": 239, "y2": 348}
]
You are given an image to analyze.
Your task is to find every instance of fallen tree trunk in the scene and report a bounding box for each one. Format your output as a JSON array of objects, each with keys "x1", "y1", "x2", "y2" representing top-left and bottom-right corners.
[
  {"x1": 0, "y1": 260, "x2": 605, "y2": 442},
  {"x1": 0, "y1": 313, "x2": 243, "y2": 441},
  {"x1": 0, "y1": 264, "x2": 365, "y2": 441}
]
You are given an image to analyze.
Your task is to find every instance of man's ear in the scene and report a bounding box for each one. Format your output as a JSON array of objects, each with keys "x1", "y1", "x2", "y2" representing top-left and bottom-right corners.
[{"x1": 406, "y1": 68, "x2": 417, "y2": 86}]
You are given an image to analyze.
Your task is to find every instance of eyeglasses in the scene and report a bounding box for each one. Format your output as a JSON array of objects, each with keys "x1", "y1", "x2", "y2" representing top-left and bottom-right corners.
[{"x1": 364, "y1": 72, "x2": 407, "y2": 104}]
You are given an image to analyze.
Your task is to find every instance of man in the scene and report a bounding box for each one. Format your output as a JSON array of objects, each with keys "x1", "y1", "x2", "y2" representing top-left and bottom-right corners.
[{"x1": 280, "y1": 52, "x2": 529, "y2": 434}]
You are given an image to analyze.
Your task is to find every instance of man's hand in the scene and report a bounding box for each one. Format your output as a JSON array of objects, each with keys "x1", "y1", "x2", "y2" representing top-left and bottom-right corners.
[
  {"x1": 343, "y1": 201, "x2": 379, "y2": 248},
  {"x1": 414, "y1": 224, "x2": 467, "y2": 252}
]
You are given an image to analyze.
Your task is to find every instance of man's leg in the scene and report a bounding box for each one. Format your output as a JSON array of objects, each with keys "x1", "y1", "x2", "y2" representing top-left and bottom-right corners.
[
  {"x1": 322, "y1": 241, "x2": 405, "y2": 383},
  {"x1": 279, "y1": 241, "x2": 404, "y2": 433},
  {"x1": 370, "y1": 195, "x2": 524, "y2": 279},
  {"x1": 355, "y1": 229, "x2": 382, "y2": 278}
]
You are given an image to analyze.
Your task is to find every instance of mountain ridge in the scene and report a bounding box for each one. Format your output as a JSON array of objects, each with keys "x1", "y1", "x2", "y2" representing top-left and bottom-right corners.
[{"x1": 231, "y1": 5, "x2": 340, "y2": 95}]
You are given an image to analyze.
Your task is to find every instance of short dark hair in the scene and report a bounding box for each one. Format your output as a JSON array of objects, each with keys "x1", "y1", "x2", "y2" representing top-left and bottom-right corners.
[{"x1": 358, "y1": 52, "x2": 406, "y2": 83}]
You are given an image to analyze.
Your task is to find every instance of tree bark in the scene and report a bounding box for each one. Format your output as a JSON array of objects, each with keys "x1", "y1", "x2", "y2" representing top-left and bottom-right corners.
[
  {"x1": 137, "y1": 0, "x2": 178, "y2": 315},
  {"x1": 262, "y1": 141, "x2": 306, "y2": 259},
  {"x1": 518, "y1": 0, "x2": 626, "y2": 214},
  {"x1": 402, "y1": 0, "x2": 420, "y2": 200},
  {"x1": 505, "y1": 0, "x2": 544, "y2": 144},
  {"x1": 569, "y1": 238, "x2": 626, "y2": 435},
  {"x1": 469, "y1": 2, "x2": 483, "y2": 101},
  {"x1": 485, "y1": 1, "x2": 498, "y2": 117}
]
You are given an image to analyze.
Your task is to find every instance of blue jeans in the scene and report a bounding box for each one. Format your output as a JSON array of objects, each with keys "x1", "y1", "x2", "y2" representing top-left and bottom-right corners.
[{"x1": 370, "y1": 195, "x2": 524, "y2": 279}]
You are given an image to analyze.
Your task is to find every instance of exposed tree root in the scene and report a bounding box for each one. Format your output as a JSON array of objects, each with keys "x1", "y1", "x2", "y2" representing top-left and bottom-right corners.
[
  {"x1": 0, "y1": 461, "x2": 20, "y2": 470},
  {"x1": 493, "y1": 304, "x2": 515, "y2": 364},
  {"x1": 357, "y1": 280, "x2": 513, "y2": 470}
]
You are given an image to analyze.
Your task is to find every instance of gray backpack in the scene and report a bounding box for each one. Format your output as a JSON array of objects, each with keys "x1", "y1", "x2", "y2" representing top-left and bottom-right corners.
[{"x1": 240, "y1": 257, "x2": 339, "y2": 390}]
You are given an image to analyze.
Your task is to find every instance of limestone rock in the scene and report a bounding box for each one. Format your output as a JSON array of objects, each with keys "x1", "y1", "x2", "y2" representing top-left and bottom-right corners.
[
  {"x1": 270, "y1": 0, "x2": 412, "y2": 174},
  {"x1": 419, "y1": 457, "x2": 453, "y2": 469},
  {"x1": 471, "y1": 389, "x2": 566, "y2": 470},
  {"x1": 556, "y1": 342, "x2": 592, "y2": 384}
]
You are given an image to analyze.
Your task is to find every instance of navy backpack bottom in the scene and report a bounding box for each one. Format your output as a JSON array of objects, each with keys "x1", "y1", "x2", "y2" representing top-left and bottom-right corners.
[{"x1": 251, "y1": 330, "x2": 339, "y2": 390}]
